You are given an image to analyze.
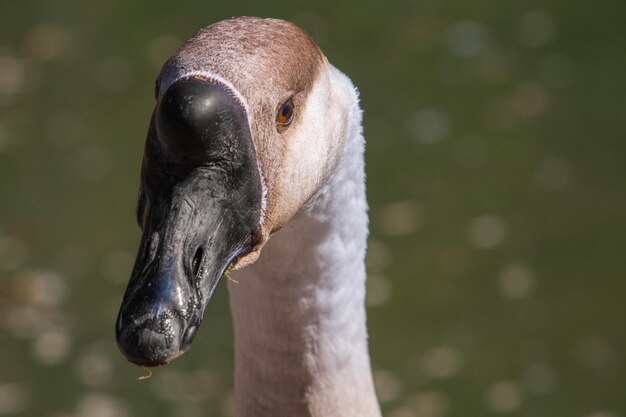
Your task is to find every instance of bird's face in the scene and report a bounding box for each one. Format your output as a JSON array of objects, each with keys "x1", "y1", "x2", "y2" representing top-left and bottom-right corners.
[{"x1": 116, "y1": 18, "x2": 350, "y2": 366}]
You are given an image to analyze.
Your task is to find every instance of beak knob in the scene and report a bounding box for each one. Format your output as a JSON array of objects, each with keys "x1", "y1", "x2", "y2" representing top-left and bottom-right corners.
[{"x1": 155, "y1": 76, "x2": 246, "y2": 164}]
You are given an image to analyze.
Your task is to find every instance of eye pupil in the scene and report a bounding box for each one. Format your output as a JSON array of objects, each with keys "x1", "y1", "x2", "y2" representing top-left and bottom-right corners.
[{"x1": 276, "y1": 98, "x2": 294, "y2": 131}]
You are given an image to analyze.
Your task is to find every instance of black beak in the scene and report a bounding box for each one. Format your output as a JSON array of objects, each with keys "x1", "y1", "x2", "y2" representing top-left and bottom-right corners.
[{"x1": 116, "y1": 76, "x2": 263, "y2": 367}]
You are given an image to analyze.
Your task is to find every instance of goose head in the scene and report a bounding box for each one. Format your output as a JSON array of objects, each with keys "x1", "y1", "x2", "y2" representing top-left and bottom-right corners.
[{"x1": 116, "y1": 17, "x2": 352, "y2": 366}]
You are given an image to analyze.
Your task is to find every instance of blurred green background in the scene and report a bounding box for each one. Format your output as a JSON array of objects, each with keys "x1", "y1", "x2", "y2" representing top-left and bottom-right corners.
[{"x1": 1, "y1": 1, "x2": 625, "y2": 416}]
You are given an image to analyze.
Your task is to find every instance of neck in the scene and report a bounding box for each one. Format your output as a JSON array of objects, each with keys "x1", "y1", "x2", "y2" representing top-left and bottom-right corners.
[{"x1": 228, "y1": 117, "x2": 381, "y2": 417}]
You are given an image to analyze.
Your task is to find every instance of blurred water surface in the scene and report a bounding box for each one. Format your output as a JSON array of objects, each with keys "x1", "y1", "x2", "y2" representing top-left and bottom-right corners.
[{"x1": 1, "y1": 1, "x2": 625, "y2": 417}]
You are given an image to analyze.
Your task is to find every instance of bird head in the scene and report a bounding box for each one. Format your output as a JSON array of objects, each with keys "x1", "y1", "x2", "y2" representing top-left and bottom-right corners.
[{"x1": 116, "y1": 17, "x2": 354, "y2": 366}]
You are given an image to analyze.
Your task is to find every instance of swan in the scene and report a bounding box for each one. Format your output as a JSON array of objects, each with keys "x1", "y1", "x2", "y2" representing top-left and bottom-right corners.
[{"x1": 116, "y1": 17, "x2": 381, "y2": 417}]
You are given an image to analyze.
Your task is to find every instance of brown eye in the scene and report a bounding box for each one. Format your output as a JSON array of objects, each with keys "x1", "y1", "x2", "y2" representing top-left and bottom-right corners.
[{"x1": 276, "y1": 98, "x2": 294, "y2": 131}]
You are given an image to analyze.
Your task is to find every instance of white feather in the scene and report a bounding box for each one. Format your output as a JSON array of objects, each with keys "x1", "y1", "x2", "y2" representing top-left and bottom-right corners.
[{"x1": 228, "y1": 64, "x2": 381, "y2": 417}]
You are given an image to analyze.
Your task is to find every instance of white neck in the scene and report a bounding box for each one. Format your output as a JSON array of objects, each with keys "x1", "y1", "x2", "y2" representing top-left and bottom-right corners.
[{"x1": 228, "y1": 107, "x2": 381, "y2": 417}]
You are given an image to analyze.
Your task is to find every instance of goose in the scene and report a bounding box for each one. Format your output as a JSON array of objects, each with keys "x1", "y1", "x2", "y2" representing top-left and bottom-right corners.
[{"x1": 116, "y1": 17, "x2": 382, "y2": 417}]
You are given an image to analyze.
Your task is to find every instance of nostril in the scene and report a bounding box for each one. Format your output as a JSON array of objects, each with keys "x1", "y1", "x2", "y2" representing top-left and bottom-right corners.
[{"x1": 192, "y1": 246, "x2": 204, "y2": 278}]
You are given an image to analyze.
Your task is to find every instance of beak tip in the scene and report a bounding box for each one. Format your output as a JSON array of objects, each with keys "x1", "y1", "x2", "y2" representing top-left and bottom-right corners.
[{"x1": 116, "y1": 319, "x2": 184, "y2": 367}]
